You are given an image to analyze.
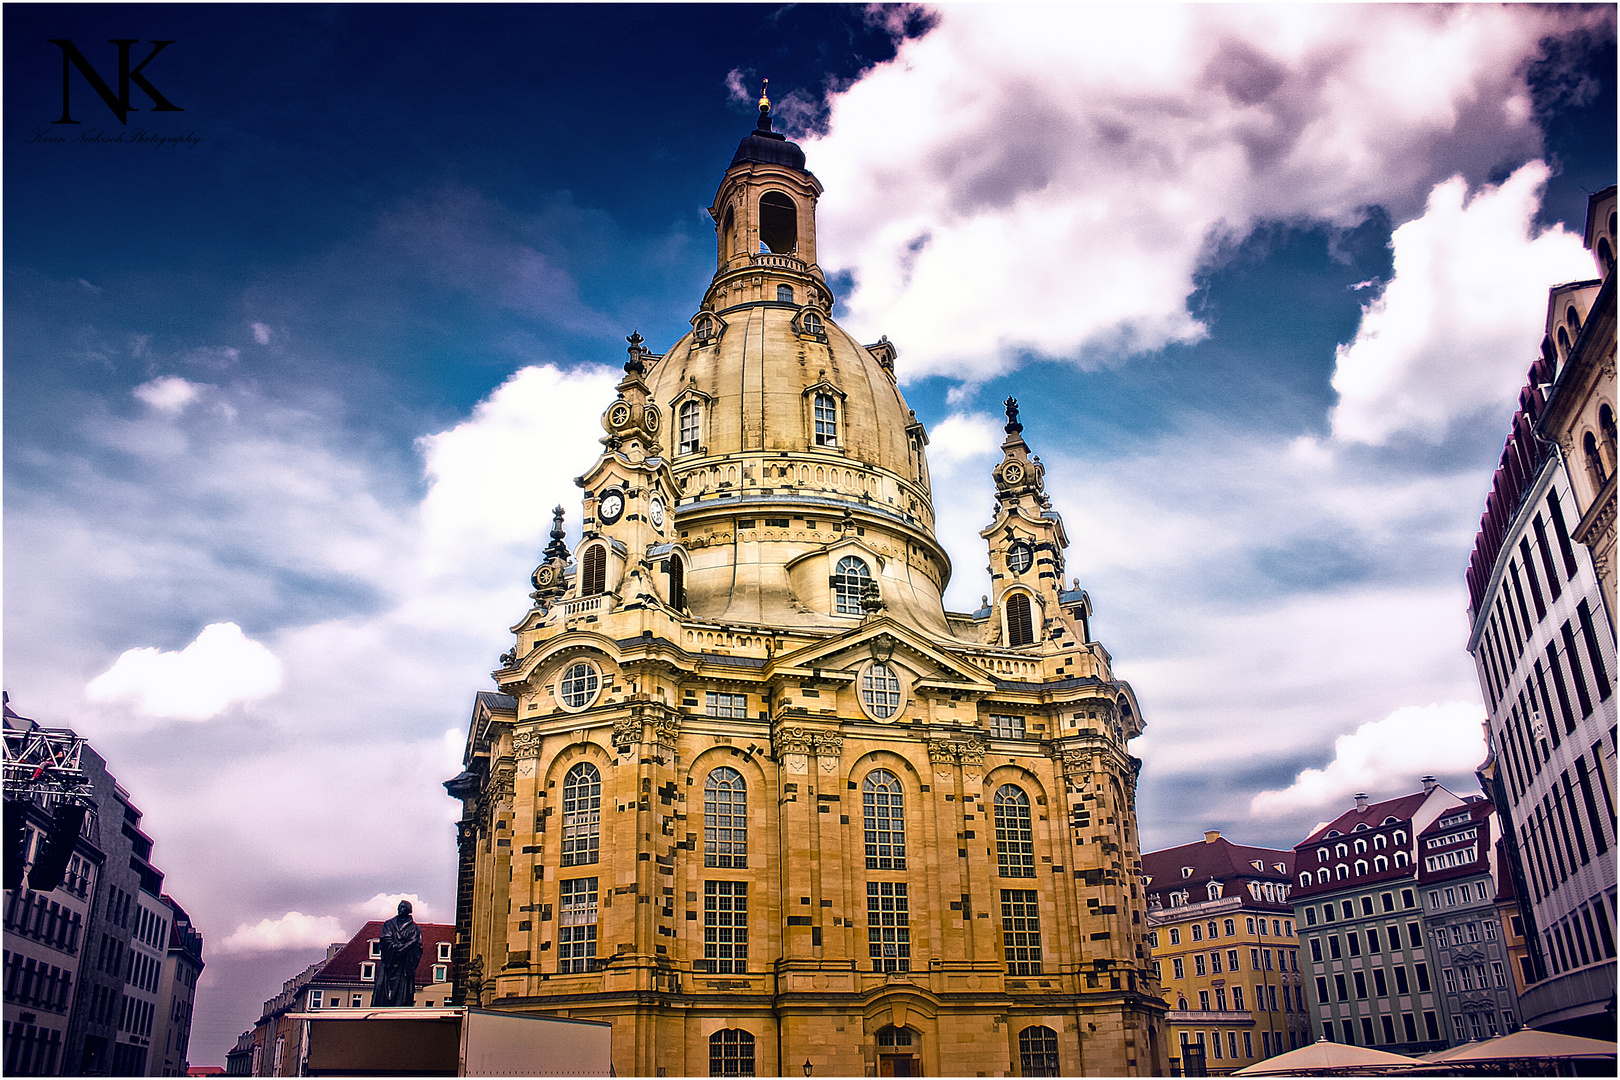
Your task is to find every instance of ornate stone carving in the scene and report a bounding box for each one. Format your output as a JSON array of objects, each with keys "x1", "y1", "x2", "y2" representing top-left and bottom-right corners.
[
  {"x1": 927, "y1": 740, "x2": 957, "y2": 764},
  {"x1": 512, "y1": 730, "x2": 542, "y2": 759},
  {"x1": 613, "y1": 715, "x2": 640, "y2": 752},
  {"x1": 811, "y1": 732, "x2": 843, "y2": 757},
  {"x1": 655, "y1": 715, "x2": 681, "y2": 749},
  {"x1": 490, "y1": 765, "x2": 516, "y2": 807},
  {"x1": 956, "y1": 738, "x2": 986, "y2": 766},
  {"x1": 773, "y1": 725, "x2": 814, "y2": 757},
  {"x1": 1058, "y1": 749, "x2": 1088, "y2": 775}
]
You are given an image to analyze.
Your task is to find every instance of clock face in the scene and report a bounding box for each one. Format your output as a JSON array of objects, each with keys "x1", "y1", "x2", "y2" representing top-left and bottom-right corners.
[
  {"x1": 650, "y1": 498, "x2": 665, "y2": 527},
  {"x1": 598, "y1": 490, "x2": 625, "y2": 524},
  {"x1": 608, "y1": 403, "x2": 631, "y2": 429},
  {"x1": 1002, "y1": 462, "x2": 1024, "y2": 484},
  {"x1": 1008, "y1": 542, "x2": 1034, "y2": 574},
  {"x1": 534, "y1": 565, "x2": 556, "y2": 587}
]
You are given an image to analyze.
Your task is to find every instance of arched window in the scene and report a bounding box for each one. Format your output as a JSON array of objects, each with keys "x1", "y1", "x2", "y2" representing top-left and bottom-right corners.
[
  {"x1": 1374, "y1": 855, "x2": 1388, "y2": 872},
  {"x1": 1317, "y1": 849, "x2": 1329, "y2": 863},
  {"x1": 561, "y1": 763, "x2": 601, "y2": 866},
  {"x1": 1207, "y1": 919, "x2": 1220, "y2": 937},
  {"x1": 1207, "y1": 882, "x2": 1222, "y2": 902},
  {"x1": 666, "y1": 557, "x2": 686, "y2": 611},
  {"x1": 803, "y1": 310, "x2": 823, "y2": 335},
  {"x1": 1300, "y1": 873, "x2": 1312, "y2": 887},
  {"x1": 1223, "y1": 918, "x2": 1236, "y2": 936},
  {"x1": 1557, "y1": 327, "x2": 1571, "y2": 358},
  {"x1": 863, "y1": 770, "x2": 905, "y2": 870},
  {"x1": 1354, "y1": 859, "x2": 1368, "y2": 876},
  {"x1": 1317, "y1": 869, "x2": 1329, "y2": 884},
  {"x1": 695, "y1": 314, "x2": 714, "y2": 340},
  {"x1": 994, "y1": 785, "x2": 1035, "y2": 877},
  {"x1": 777, "y1": 284, "x2": 794, "y2": 303},
  {"x1": 1353, "y1": 838, "x2": 1367, "y2": 853},
  {"x1": 1190, "y1": 923, "x2": 1202, "y2": 942},
  {"x1": 1334, "y1": 843, "x2": 1348, "y2": 858},
  {"x1": 860, "y1": 663, "x2": 901, "y2": 719},
  {"x1": 814, "y1": 393, "x2": 838, "y2": 446},
  {"x1": 1374, "y1": 834, "x2": 1387, "y2": 849},
  {"x1": 759, "y1": 192, "x2": 797, "y2": 254},
  {"x1": 1007, "y1": 592, "x2": 1035, "y2": 646},
  {"x1": 1394, "y1": 851, "x2": 1409, "y2": 868},
  {"x1": 1335, "y1": 864, "x2": 1349, "y2": 880},
  {"x1": 705, "y1": 767, "x2": 746, "y2": 868},
  {"x1": 678, "y1": 400, "x2": 701, "y2": 455},
  {"x1": 581, "y1": 544, "x2": 606, "y2": 596},
  {"x1": 1599, "y1": 236, "x2": 1615, "y2": 275},
  {"x1": 1587, "y1": 431, "x2": 1610, "y2": 487},
  {"x1": 1019, "y1": 1026, "x2": 1060, "y2": 1077},
  {"x1": 833, "y1": 556, "x2": 870, "y2": 615},
  {"x1": 1393, "y1": 830, "x2": 1406, "y2": 844},
  {"x1": 709, "y1": 1029, "x2": 755, "y2": 1077},
  {"x1": 720, "y1": 206, "x2": 736, "y2": 260}
]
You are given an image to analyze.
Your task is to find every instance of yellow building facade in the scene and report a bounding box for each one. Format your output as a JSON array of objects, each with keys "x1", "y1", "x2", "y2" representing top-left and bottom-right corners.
[
  {"x1": 1142, "y1": 833, "x2": 1307, "y2": 1076},
  {"x1": 444, "y1": 100, "x2": 1169, "y2": 1077}
]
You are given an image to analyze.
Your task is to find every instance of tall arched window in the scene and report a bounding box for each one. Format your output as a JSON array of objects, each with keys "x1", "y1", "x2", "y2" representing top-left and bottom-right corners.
[
  {"x1": 666, "y1": 557, "x2": 686, "y2": 610},
  {"x1": 709, "y1": 1029, "x2": 755, "y2": 1077},
  {"x1": 705, "y1": 767, "x2": 747, "y2": 868},
  {"x1": 561, "y1": 763, "x2": 601, "y2": 866},
  {"x1": 814, "y1": 393, "x2": 838, "y2": 446},
  {"x1": 759, "y1": 192, "x2": 797, "y2": 254},
  {"x1": 1019, "y1": 1026, "x2": 1060, "y2": 1077},
  {"x1": 833, "y1": 556, "x2": 870, "y2": 615},
  {"x1": 863, "y1": 770, "x2": 906, "y2": 870},
  {"x1": 994, "y1": 785, "x2": 1035, "y2": 877},
  {"x1": 777, "y1": 284, "x2": 794, "y2": 303},
  {"x1": 678, "y1": 400, "x2": 701, "y2": 454},
  {"x1": 581, "y1": 544, "x2": 606, "y2": 596},
  {"x1": 1007, "y1": 592, "x2": 1035, "y2": 646}
]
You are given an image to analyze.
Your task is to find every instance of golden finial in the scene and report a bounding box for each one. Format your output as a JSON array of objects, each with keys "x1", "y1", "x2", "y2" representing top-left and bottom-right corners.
[{"x1": 758, "y1": 78, "x2": 771, "y2": 114}]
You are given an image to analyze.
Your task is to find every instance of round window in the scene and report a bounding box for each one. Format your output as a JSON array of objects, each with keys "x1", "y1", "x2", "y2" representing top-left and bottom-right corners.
[
  {"x1": 1007, "y1": 542, "x2": 1033, "y2": 574},
  {"x1": 559, "y1": 662, "x2": 601, "y2": 710},
  {"x1": 860, "y1": 662, "x2": 903, "y2": 721}
]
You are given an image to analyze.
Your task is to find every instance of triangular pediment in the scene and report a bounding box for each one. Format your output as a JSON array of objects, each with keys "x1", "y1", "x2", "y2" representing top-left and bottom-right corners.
[{"x1": 767, "y1": 617, "x2": 997, "y2": 692}]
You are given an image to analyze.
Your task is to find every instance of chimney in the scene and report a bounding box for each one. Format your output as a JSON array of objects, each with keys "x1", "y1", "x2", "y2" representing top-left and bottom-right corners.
[
  {"x1": 1421, "y1": 775, "x2": 1437, "y2": 794},
  {"x1": 1204, "y1": 830, "x2": 1222, "y2": 844},
  {"x1": 1354, "y1": 793, "x2": 1368, "y2": 811}
]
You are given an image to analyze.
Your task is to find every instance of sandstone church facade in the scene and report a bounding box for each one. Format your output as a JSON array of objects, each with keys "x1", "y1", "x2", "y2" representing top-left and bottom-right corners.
[{"x1": 445, "y1": 99, "x2": 1169, "y2": 1077}]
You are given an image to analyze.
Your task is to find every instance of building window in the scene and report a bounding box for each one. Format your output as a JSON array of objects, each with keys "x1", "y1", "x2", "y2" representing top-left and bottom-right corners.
[
  {"x1": 1224, "y1": 918, "x2": 1236, "y2": 936},
  {"x1": 438, "y1": 941, "x2": 452, "y2": 961},
  {"x1": 1169, "y1": 928, "x2": 1181, "y2": 945},
  {"x1": 561, "y1": 762, "x2": 602, "y2": 866},
  {"x1": 370, "y1": 939, "x2": 382, "y2": 958},
  {"x1": 309, "y1": 990, "x2": 322, "y2": 1009},
  {"x1": 1007, "y1": 592, "x2": 1035, "y2": 646},
  {"x1": 860, "y1": 662, "x2": 902, "y2": 720},
  {"x1": 695, "y1": 315, "x2": 715, "y2": 340},
  {"x1": 814, "y1": 393, "x2": 838, "y2": 446},
  {"x1": 360, "y1": 962, "x2": 375, "y2": 981},
  {"x1": 1173, "y1": 957, "x2": 1185, "y2": 979},
  {"x1": 704, "y1": 767, "x2": 747, "y2": 868},
  {"x1": 863, "y1": 770, "x2": 906, "y2": 869},
  {"x1": 989, "y1": 713, "x2": 1025, "y2": 739},
  {"x1": 432, "y1": 964, "x2": 447, "y2": 983},
  {"x1": 702, "y1": 881, "x2": 747, "y2": 973},
  {"x1": 705, "y1": 692, "x2": 747, "y2": 718},
  {"x1": 667, "y1": 556, "x2": 686, "y2": 610},
  {"x1": 559, "y1": 662, "x2": 601, "y2": 710},
  {"x1": 833, "y1": 556, "x2": 870, "y2": 615},
  {"x1": 559, "y1": 877, "x2": 598, "y2": 973},
  {"x1": 709, "y1": 1029, "x2": 755, "y2": 1077},
  {"x1": 679, "y1": 401, "x2": 701, "y2": 455},
  {"x1": 1001, "y1": 889, "x2": 1043, "y2": 975},
  {"x1": 1019, "y1": 1026, "x2": 1060, "y2": 1077},
  {"x1": 994, "y1": 785, "x2": 1036, "y2": 877},
  {"x1": 867, "y1": 882, "x2": 910, "y2": 972},
  {"x1": 777, "y1": 284, "x2": 794, "y2": 303},
  {"x1": 803, "y1": 310, "x2": 823, "y2": 335},
  {"x1": 581, "y1": 544, "x2": 607, "y2": 596}
]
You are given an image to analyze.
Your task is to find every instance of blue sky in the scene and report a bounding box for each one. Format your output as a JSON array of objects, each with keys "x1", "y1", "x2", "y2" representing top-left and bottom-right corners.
[{"x1": 5, "y1": 3, "x2": 1615, "y2": 1066}]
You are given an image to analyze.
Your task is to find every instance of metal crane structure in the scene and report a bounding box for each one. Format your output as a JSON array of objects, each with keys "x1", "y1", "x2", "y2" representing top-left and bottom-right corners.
[{"x1": 3, "y1": 723, "x2": 97, "y2": 808}]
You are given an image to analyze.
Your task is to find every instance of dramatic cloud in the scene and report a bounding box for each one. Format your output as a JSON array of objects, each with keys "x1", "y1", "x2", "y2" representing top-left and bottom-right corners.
[
  {"x1": 251, "y1": 322, "x2": 273, "y2": 345},
  {"x1": 807, "y1": 4, "x2": 1598, "y2": 379},
  {"x1": 1329, "y1": 163, "x2": 1594, "y2": 444},
  {"x1": 1250, "y1": 702, "x2": 1490, "y2": 817},
  {"x1": 353, "y1": 893, "x2": 433, "y2": 922},
  {"x1": 133, "y1": 375, "x2": 203, "y2": 413},
  {"x1": 217, "y1": 911, "x2": 346, "y2": 955},
  {"x1": 85, "y1": 622, "x2": 283, "y2": 721}
]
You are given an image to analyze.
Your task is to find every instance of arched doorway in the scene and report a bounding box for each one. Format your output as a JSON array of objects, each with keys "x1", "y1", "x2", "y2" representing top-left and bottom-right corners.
[{"x1": 875, "y1": 1026, "x2": 918, "y2": 1077}]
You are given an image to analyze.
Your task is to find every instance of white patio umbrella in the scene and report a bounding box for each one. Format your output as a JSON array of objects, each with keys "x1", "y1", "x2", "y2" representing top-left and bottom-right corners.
[
  {"x1": 1232, "y1": 1037, "x2": 1419, "y2": 1075},
  {"x1": 1434, "y1": 1029, "x2": 1616, "y2": 1064}
]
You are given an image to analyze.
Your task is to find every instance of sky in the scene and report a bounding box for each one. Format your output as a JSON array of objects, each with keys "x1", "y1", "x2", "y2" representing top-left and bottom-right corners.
[{"x1": 4, "y1": 2, "x2": 1615, "y2": 1067}]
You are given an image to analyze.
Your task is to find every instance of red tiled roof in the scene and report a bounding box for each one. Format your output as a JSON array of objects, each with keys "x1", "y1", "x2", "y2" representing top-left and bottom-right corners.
[
  {"x1": 1298, "y1": 792, "x2": 1428, "y2": 845},
  {"x1": 311, "y1": 920, "x2": 455, "y2": 988},
  {"x1": 1142, "y1": 835, "x2": 1295, "y2": 908}
]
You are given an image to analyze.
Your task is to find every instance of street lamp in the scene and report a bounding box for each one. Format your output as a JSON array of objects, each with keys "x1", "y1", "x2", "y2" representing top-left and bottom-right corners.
[{"x1": 803, "y1": 1060, "x2": 813, "y2": 1076}]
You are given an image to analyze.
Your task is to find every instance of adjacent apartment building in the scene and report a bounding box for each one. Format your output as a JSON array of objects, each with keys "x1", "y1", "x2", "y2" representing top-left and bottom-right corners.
[
  {"x1": 1463, "y1": 189, "x2": 1617, "y2": 1038},
  {"x1": 1291, "y1": 784, "x2": 1463, "y2": 1055},
  {"x1": 1143, "y1": 832, "x2": 1309, "y2": 1076}
]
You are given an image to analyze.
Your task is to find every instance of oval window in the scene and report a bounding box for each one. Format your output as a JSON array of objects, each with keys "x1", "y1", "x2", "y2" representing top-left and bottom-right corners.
[{"x1": 559, "y1": 662, "x2": 601, "y2": 709}]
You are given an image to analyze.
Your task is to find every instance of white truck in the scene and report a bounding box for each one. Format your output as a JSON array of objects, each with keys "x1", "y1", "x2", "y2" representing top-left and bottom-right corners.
[{"x1": 291, "y1": 1006, "x2": 612, "y2": 1076}]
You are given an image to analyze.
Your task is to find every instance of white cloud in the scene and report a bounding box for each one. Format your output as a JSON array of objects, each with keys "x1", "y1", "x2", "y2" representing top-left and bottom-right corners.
[
  {"x1": 1330, "y1": 162, "x2": 1593, "y2": 444},
  {"x1": 252, "y1": 322, "x2": 272, "y2": 345},
  {"x1": 805, "y1": 4, "x2": 1593, "y2": 379},
  {"x1": 134, "y1": 375, "x2": 202, "y2": 412},
  {"x1": 1250, "y1": 702, "x2": 1489, "y2": 817},
  {"x1": 217, "y1": 911, "x2": 345, "y2": 954},
  {"x1": 85, "y1": 622, "x2": 283, "y2": 721},
  {"x1": 353, "y1": 893, "x2": 431, "y2": 921}
]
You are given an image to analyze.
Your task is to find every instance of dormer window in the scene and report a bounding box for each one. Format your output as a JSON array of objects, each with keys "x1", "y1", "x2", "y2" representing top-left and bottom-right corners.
[
  {"x1": 695, "y1": 314, "x2": 715, "y2": 340},
  {"x1": 679, "y1": 400, "x2": 701, "y2": 455},
  {"x1": 802, "y1": 310, "x2": 823, "y2": 336},
  {"x1": 832, "y1": 556, "x2": 870, "y2": 615},
  {"x1": 1181, "y1": 867, "x2": 1194, "y2": 879},
  {"x1": 814, "y1": 393, "x2": 838, "y2": 446}
]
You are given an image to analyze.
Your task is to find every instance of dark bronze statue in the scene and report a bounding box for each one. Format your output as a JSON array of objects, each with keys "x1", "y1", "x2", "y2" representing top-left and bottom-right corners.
[{"x1": 371, "y1": 900, "x2": 423, "y2": 1007}]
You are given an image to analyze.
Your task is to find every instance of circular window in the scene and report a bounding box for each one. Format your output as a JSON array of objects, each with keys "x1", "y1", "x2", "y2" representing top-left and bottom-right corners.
[
  {"x1": 559, "y1": 662, "x2": 601, "y2": 710},
  {"x1": 1002, "y1": 462, "x2": 1024, "y2": 484},
  {"x1": 1007, "y1": 542, "x2": 1033, "y2": 574},
  {"x1": 643, "y1": 405, "x2": 660, "y2": 433},
  {"x1": 860, "y1": 662, "x2": 903, "y2": 721},
  {"x1": 607, "y1": 402, "x2": 631, "y2": 429}
]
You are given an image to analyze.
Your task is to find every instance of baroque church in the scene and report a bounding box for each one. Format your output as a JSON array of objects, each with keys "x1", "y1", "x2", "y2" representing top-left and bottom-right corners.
[{"x1": 445, "y1": 96, "x2": 1169, "y2": 1077}]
